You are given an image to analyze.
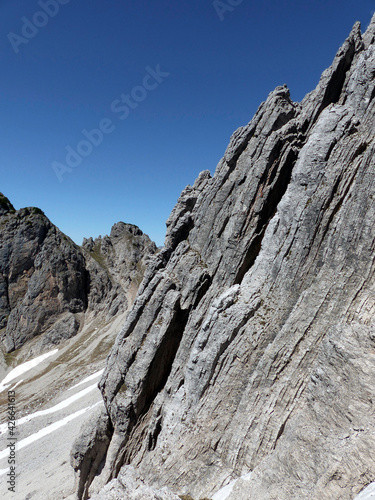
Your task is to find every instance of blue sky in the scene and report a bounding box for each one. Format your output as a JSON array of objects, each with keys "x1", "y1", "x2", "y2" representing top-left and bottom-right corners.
[{"x1": 1, "y1": 1, "x2": 374, "y2": 246}]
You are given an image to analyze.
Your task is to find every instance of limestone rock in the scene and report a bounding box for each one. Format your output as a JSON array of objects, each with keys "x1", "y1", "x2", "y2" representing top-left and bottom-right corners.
[
  {"x1": 89, "y1": 466, "x2": 181, "y2": 500},
  {"x1": 0, "y1": 206, "x2": 88, "y2": 352},
  {"x1": 82, "y1": 222, "x2": 157, "y2": 312},
  {"x1": 0, "y1": 205, "x2": 156, "y2": 354},
  {"x1": 0, "y1": 192, "x2": 15, "y2": 216},
  {"x1": 71, "y1": 407, "x2": 113, "y2": 500},
  {"x1": 76, "y1": 15, "x2": 375, "y2": 500}
]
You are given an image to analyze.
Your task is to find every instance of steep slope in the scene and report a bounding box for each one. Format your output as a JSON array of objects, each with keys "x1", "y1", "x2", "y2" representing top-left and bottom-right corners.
[
  {"x1": 74, "y1": 16, "x2": 375, "y2": 500},
  {"x1": 0, "y1": 203, "x2": 88, "y2": 353},
  {"x1": 0, "y1": 205, "x2": 157, "y2": 499},
  {"x1": 0, "y1": 204, "x2": 156, "y2": 357}
]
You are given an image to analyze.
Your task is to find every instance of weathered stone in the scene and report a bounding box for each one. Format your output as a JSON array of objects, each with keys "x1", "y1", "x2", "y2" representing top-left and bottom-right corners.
[
  {"x1": 89, "y1": 466, "x2": 181, "y2": 500},
  {"x1": 77, "y1": 15, "x2": 375, "y2": 500},
  {"x1": 0, "y1": 192, "x2": 15, "y2": 216},
  {"x1": 39, "y1": 312, "x2": 80, "y2": 347},
  {"x1": 71, "y1": 407, "x2": 113, "y2": 500},
  {"x1": 83, "y1": 221, "x2": 157, "y2": 311},
  {"x1": 0, "y1": 206, "x2": 156, "y2": 353},
  {"x1": 0, "y1": 207, "x2": 88, "y2": 352}
]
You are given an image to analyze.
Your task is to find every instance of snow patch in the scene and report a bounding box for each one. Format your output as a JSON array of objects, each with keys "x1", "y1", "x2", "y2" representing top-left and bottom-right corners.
[
  {"x1": 212, "y1": 479, "x2": 237, "y2": 500},
  {"x1": 68, "y1": 369, "x2": 104, "y2": 390},
  {"x1": 0, "y1": 401, "x2": 102, "y2": 461},
  {"x1": 355, "y1": 482, "x2": 375, "y2": 499},
  {"x1": 10, "y1": 379, "x2": 23, "y2": 391},
  {"x1": 0, "y1": 382, "x2": 100, "y2": 434},
  {"x1": 0, "y1": 349, "x2": 58, "y2": 392},
  {"x1": 212, "y1": 472, "x2": 252, "y2": 500}
]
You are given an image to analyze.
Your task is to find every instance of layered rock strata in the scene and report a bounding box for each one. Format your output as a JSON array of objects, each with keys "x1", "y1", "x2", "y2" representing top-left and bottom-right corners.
[{"x1": 73, "y1": 16, "x2": 375, "y2": 500}]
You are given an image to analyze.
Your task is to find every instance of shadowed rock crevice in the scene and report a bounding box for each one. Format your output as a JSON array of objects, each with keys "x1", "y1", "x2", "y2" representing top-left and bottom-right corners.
[
  {"x1": 307, "y1": 22, "x2": 363, "y2": 128},
  {"x1": 71, "y1": 409, "x2": 114, "y2": 500},
  {"x1": 234, "y1": 146, "x2": 299, "y2": 285},
  {"x1": 317, "y1": 42, "x2": 356, "y2": 113},
  {"x1": 136, "y1": 302, "x2": 188, "y2": 420},
  {"x1": 113, "y1": 301, "x2": 190, "y2": 473}
]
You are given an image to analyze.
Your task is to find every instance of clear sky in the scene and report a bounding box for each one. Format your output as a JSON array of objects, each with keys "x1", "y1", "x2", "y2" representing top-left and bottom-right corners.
[{"x1": 1, "y1": 1, "x2": 374, "y2": 246}]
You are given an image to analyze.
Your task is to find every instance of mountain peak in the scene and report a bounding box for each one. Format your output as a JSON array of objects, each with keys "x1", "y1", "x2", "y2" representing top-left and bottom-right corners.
[
  {"x1": 71, "y1": 17, "x2": 375, "y2": 500},
  {"x1": 0, "y1": 192, "x2": 15, "y2": 215}
]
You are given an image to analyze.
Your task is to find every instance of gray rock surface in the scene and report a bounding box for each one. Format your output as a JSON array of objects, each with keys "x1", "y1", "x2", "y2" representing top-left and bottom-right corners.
[
  {"x1": 82, "y1": 222, "x2": 157, "y2": 316},
  {"x1": 71, "y1": 407, "x2": 113, "y2": 500},
  {"x1": 76, "y1": 16, "x2": 375, "y2": 500},
  {"x1": 89, "y1": 466, "x2": 181, "y2": 500},
  {"x1": 0, "y1": 193, "x2": 15, "y2": 216},
  {"x1": 0, "y1": 206, "x2": 88, "y2": 352},
  {"x1": 0, "y1": 205, "x2": 156, "y2": 354}
]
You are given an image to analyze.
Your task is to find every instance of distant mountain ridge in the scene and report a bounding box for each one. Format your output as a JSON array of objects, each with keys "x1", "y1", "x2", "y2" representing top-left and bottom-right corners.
[
  {"x1": 0, "y1": 195, "x2": 157, "y2": 499},
  {"x1": 0, "y1": 195, "x2": 156, "y2": 356}
]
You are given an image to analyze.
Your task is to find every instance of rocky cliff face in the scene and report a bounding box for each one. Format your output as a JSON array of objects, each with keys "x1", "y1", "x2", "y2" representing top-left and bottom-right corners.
[
  {"x1": 73, "y1": 16, "x2": 375, "y2": 500},
  {"x1": 0, "y1": 203, "x2": 156, "y2": 355},
  {"x1": 82, "y1": 222, "x2": 156, "y2": 310}
]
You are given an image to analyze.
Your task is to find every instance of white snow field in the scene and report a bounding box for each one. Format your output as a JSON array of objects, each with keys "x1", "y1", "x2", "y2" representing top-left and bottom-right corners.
[
  {"x1": 0, "y1": 367, "x2": 103, "y2": 499},
  {"x1": 212, "y1": 472, "x2": 252, "y2": 500},
  {"x1": 0, "y1": 303, "x2": 128, "y2": 499},
  {"x1": 68, "y1": 368, "x2": 104, "y2": 390},
  {"x1": 0, "y1": 401, "x2": 102, "y2": 464},
  {"x1": 355, "y1": 482, "x2": 375, "y2": 499},
  {"x1": 0, "y1": 349, "x2": 58, "y2": 392},
  {"x1": 0, "y1": 345, "x2": 106, "y2": 499},
  {"x1": 0, "y1": 382, "x2": 99, "y2": 435}
]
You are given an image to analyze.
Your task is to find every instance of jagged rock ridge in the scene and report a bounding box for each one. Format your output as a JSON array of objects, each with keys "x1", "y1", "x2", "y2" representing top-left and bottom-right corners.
[
  {"x1": 73, "y1": 16, "x2": 375, "y2": 500},
  {"x1": 0, "y1": 204, "x2": 156, "y2": 355}
]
